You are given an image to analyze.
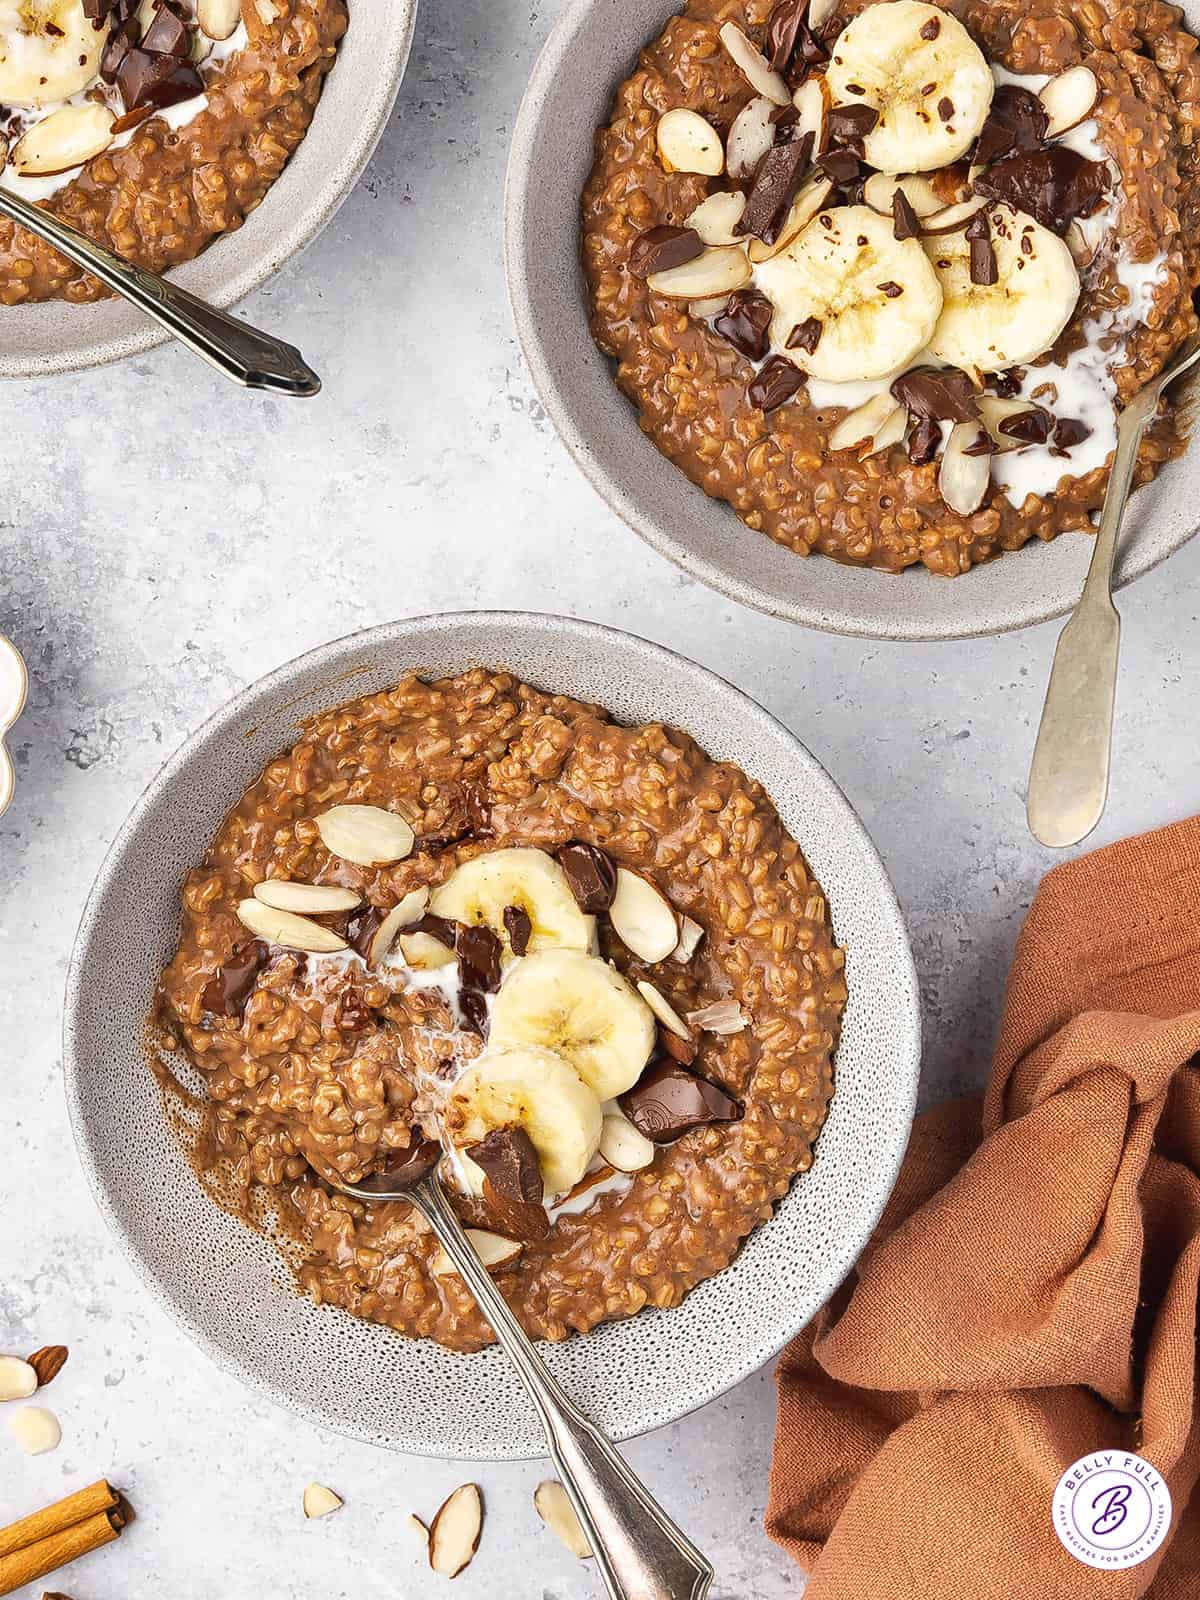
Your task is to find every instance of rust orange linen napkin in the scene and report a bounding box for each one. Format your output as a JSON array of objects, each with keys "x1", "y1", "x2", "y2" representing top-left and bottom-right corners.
[{"x1": 767, "y1": 818, "x2": 1200, "y2": 1599}]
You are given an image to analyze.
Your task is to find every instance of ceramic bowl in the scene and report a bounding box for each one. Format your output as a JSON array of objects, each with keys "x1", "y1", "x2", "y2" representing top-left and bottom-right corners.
[
  {"x1": 0, "y1": 0, "x2": 417, "y2": 379},
  {"x1": 64, "y1": 612, "x2": 920, "y2": 1458},
  {"x1": 0, "y1": 634, "x2": 26, "y2": 816},
  {"x1": 504, "y1": 0, "x2": 1200, "y2": 641}
]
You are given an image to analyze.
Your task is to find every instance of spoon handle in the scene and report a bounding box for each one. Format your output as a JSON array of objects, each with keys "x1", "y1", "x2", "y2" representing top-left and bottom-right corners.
[
  {"x1": 1026, "y1": 396, "x2": 1148, "y2": 848},
  {"x1": 415, "y1": 1176, "x2": 713, "y2": 1600},
  {"x1": 0, "y1": 189, "x2": 320, "y2": 396}
]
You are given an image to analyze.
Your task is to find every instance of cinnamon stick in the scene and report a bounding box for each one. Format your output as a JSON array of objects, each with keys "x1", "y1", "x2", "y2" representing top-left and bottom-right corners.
[
  {"x1": 0, "y1": 1479, "x2": 120, "y2": 1559},
  {"x1": 0, "y1": 1506, "x2": 122, "y2": 1596}
]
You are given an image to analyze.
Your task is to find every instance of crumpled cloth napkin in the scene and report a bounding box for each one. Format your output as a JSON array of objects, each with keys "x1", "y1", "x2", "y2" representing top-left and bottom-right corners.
[{"x1": 767, "y1": 818, "x2": 1200, "y2": 1599}]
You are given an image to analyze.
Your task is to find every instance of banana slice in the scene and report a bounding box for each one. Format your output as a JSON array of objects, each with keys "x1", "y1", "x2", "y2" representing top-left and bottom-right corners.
[
  {"x1": 445, "y1": 1045, "x2": 603, "y2": 1196},
  {"x1": 924, "y1": 204, "x2": 1079, "y2": 372},
  {"x1": 755, "y1": 204, "x2": 942, "y2": 383},
  {"x1": 824, "y1": 0, "x2": 993, "y2": 174},
  {"x1": 488, "y1": 948, "x2": 656, "y2": 1100},
  {"x1": 429, "y1": 847, "x2": 595, "y2": 957},
  {"x1": 0, "y1": 0, "x2": 106, "y2": 107}
]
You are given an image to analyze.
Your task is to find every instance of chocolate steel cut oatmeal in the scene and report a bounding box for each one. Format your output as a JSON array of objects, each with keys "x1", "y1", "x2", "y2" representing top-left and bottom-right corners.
[
  {"x1": 153, "y1": 670, "x2": 847, "y2": 1351},
  {"x1": 582, "y1": 0, "x2": 1200, "y2": 577},
  {"x1": 0, "y1": 0, "x2": 346, "y2": 305}
]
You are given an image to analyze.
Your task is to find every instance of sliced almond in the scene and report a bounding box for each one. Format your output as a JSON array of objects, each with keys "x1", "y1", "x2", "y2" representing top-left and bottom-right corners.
[
  {"x1": 687, "y1": 999, "x2": 748, "y2": 1035},
  {"x1": 920, "y1": 197, "x2": 987, "y2": 236},
  {"x1": 199, "y1": 0, "x2": 241, "y2": 38},
  {"x1": 860, "y1": 402, "x2": 908, "y2": 459},
  {"x1": 636, "y1": 978, "x2": 691, "y2": 1039},
  {"x1": 862, "y1": 172, "x2": 945, "y2": 220},
  {"x1": 12, "y1": 104, "x2": 114, "y2": 178},
  {"x1": 689, "y1": 294, "x2": 733, "y2": 318},
  {"x1": 253, "y1": 880, "x2": 362, "y2": 914},
  {"x1": 397, "y1": 929, "x2": 456, "y2": 970},
  {"x1": 555, "y1": 1163, "x2": 618, "y2": 1208},
  {"x1": 791, "y1": 75, "x2": 827, "y2": 153},
  {"x1": 646, "y1": 245, "x2": 751, "y2": 301},
  {"x1": 316, "y1": 803, "x2": 415, "y2": 866},
  {"x1": 609, "y1": 868, "x2": 679, "y2": 963},
  {"x1": 236, "y1": 898, "x2": 348, "y2": 953},
  {"x1": 657, "y1": 108, "x2": 724, "y2": 176},
  {"x1": 428, "y1": 1484, "x2": 483, "y2": 1579},
  {"x1": 369, "y1": 886, "x2": 431, "y2": 966},
  {"x1": 828, "y1": 391, "x2": 898, "y2": 452},
  {"x1": 405, "y1": 1512, "x2": 430, "y2": 1547},
  {"x1": 598, "y1": 1112, "x2": 656, "y2": 1174},
  {"x1": 10, "y1": 1405, "x2": 60, "y2": 1455},
  {"x1": 977, "y1": 395, "x2": 1042, "y2": 451},
  {"x1": 1039, "y1": 64, "x2": 1098, "y2": 138},
  {"x1": 686, "y1": 189, "x2": 747, "y2": 246},
  {"x1": 1065, "y1": 213, "x2": 1105, "y2": 270},
  {"x1": 673, "y1": 915, "x2": 704, "y2": 963},
  {"x1": 534, "y1": 1481, "x2": 593, "y2": 1560},
  {"x1": 303, "y1": 1483, "x2": 343, "y2": 1519},
  {"x1": 431, "y1": 1228, "x2": 522, "y2": 1277},
  {"x1": 0, "y1": 1356, "x2": 37, "y2": 1402},
  {"x1": 747, "y1": 176, "x2": 833, "y2": 261},
  {"x1": 719, "y1": 22, "x2": 790, "y2": 106},
  {"x1": 807, "y1": 0, "x2": 838, "y2": 29},
  {"x1": 725, "y1": 95, "x2": 775, "y2": 181},
  {"x1": 939, "y1": 420, "x2": 991, "y2": 515},
  {"x1": 191, "y1": 27, "x2": 213, "y2": 62}
]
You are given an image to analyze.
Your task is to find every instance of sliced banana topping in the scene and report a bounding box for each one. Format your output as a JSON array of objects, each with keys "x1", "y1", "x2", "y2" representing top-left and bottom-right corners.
[
  {"x1": 755, "y1": 204, "x2": 942, "y2": 383},
  {"x1": 0, "y1": 0, "x2": 105, "y2": 107},
  {"x1": 924, "y1": 204, "x2": 1079, "y2": 372},
  {"x1": 824, "y1": 0, "x2": 994, "y2": 174},
  {"x1": 488, "y1": 948, "x2": 656, "y2": 1101},
  {"x1": 445, "y1": 1045, "x2": 603, "y2": 1196},
  {"x1": 430, "y1": 847, "x2": 595, "y2": 956}
]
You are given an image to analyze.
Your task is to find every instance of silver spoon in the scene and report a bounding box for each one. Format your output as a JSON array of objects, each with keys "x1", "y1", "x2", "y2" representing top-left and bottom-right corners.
[
  {"x1": 1027, "y1": 332, "x2": 1200, "y2": 848},
  {"x1": 337, "y1": 1153, "x2": 714, "y2": 1600},
  {"x1": 0, "y1": 186, "x2": 320, "y2": 395}
]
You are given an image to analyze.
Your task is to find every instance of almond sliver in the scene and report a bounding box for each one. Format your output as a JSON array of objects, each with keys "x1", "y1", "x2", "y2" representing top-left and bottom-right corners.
[
  {"x1": 253, "y1": 880, "x2": 362, "y2": 914},
  {"x1": 534, "y1": 1481, "x2": 593, "y2": 1560},
  {"x1": 725, "y1": 95, "x2": 775, "y2": 180},
  {"x1": 609, "y1": 868, "x2": 679, "y2": 962},
  {"x1": 236, "y1": 897, "x2": 348, "y2": 954},
  {"x1": 1039, "y1": 65, "x2": 1098, "y2": 138},
  {"x1": 657, "y1": 108, "x2": 724, "y2": 175},
  {"x1": 428, "y1": 1484, "x2": 484, "y2": 1578},
  {"x1": 316, "y1": 803, "x2": 415, "y2": 866},
  {"x1": 198, "y1": 0, "x2": 241, "y2": 38},
  {"x1": 12, "y1": 104, "x2": 114, "y2": 178},
  {"x1": 636, "y1": 979, "x2": 691, "y2": 1039},
  {"x1": 939, "y1": 420, "x2": 992, "y2": 514},
  {"x1": 719, "y1": 22, "x2": 790, "y2": 106}
]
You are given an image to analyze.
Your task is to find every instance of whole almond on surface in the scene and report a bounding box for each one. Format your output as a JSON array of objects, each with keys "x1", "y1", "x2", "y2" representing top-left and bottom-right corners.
[
  {"x1": 0, "y1": 1355, "x2": 38, "y2": 1400},
  {"x1": 27, "y1": 1345, "x2": 68, "y2": 1388}
]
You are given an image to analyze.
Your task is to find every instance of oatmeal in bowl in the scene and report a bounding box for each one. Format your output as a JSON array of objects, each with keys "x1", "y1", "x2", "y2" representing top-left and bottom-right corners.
[
  {"x1": 581, "y1": 0, "x2": 1200, "y2": 578},
  {"x1": 154, "y1": 668, "x2": 847, "y2": 1350}
]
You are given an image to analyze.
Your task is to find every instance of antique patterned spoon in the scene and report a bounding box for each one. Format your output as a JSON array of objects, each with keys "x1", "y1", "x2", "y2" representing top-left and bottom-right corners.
[
  {"x1": 1027, "y1": 332, "x2": 1200, "y2": 847},
  {"x1": 0, "y1": 187, "x2": 320, "y2": 396},
  {"x1": 335, "y1": 1153, "x2": 714, "y2": 1600}
]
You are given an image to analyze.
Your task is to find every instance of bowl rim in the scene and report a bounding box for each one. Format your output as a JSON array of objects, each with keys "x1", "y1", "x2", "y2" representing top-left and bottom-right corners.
[
  {"x1": 63, "y1": 610, "x2": 921, "y2": 1455},
  {"x1": 0, "y1": 0, "x2": 418, "y2": 380},
  {"x1": 502, "y1": 0, "x2": 1199, "y2": 642}
]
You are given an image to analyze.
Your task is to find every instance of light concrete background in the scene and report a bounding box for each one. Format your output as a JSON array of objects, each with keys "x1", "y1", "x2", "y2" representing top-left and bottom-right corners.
[{"x1": 2, "y1": 0, "x2": 1199, "y2": 1594}]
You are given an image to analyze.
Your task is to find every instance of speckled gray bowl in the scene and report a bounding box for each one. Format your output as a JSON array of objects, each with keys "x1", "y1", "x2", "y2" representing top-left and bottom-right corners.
[
  {"x1": 0, "y1": 0, "x2": 416, "y2": 379},
  {"x1": 504, "y1": 0, "x2": 1200, "y2": 641},
  {"x1": 64, "y1": 612, "x2": 919, "y2": 1458}
]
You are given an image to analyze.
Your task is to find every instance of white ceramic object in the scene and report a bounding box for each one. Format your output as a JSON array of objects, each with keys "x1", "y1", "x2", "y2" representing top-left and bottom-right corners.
[
  {"x1": 0, "y1": 0, "x2": 417, "y2": 379},
  {"x1": 0, "y1": 635, "x2": 27, "y2": 816},
  {"x1": 504, "y1": 0, "x2": 1200, "y2": 640},
  {"x1": 64, "y1": 612, "x2": 920, "y2": 1458}
]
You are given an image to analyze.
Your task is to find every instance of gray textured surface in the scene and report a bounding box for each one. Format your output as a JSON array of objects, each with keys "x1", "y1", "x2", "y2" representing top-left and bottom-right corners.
[{"x1": 1, "y1": 0, "x2": 1199, "y2": 1594}]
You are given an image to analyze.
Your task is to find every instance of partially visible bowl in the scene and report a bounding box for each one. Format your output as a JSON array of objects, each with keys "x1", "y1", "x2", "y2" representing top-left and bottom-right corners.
[
  {"x1": 0, "y1": 0, "x2": 417, "y2": 380},
  {"x1": 0, "y1": 633, "x2": 26, "y2": 816},
  {"x1": 504, "y1": 0, "x2": 1200, "y2": 641},
  {"x1": 64, "y1": 611, "x2": 920, "y2": 1458}
]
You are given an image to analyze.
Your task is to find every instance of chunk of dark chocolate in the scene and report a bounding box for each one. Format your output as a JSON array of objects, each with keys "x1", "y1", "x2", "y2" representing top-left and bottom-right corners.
[
  {"x1": 468, "y1": 1126, "x2": 544, "y2": 1206},
  {"x1": 356, "y1": 1136, "x2": 442, "y2": 1192},
  {"x1": 999, "y1": 407, "x2": 1053, "y2": 445},
  {"x1": 766, "y1": 0, "x2": 807, "y2": 71},
  {"x1": 973, "y1": 84, "x2": 1049, "y2": 169},
  {"x1": 824, "y1": 102, "x2": 878, "y2": 146},
  {"x1": 892, "y1": 188, "x2": 920, "y2": 241},
  {"x1": 557, "y1": 841, "x2": 617, "y2": 913},
  {"x1": 140, "y1": 0, "x2": 191, "y2": 57},
  {"x1": 1053, "y1": 416, "x2": 1092, "y2": 451},
  {"x1": 628, "y1": 225, "x2": 705, "y2": 278},
  {"x1": 503, "y1": 904, "x2": 532, "y2": 957},
  {"x1": 786, "y1": 315, "x2": 822, "y2": 354},
  {"x1": 973, "y1": 146, "x2": 1109, "y2": 234},
  {"x1": 714, "y1": 288, "x2": 775, "y2": 361},
  {"x1": 200, "y1": 940, "x2": 269, "y2": 1018},
  {"x1": 816, "y1": 146, "x2": 860, "y2": 184},
  {"x1": 115, "y1": 47, "x2": 203, "y2": 112},
  {"x1": 747, "y1": 354, "x2": 806, "y2": 412},
  {"x1": 966, "y1": 209, "x2": 998, "y2": 286},
  {"x1": 346, "y1": 905, "x2": 385, "y2": 961},
  {"x1": 735, "y1": 137, "x2": 813, "y2": 244},
  {"x1": 459, "y1": 986, "x2": 488, "y2": 1037},
  {"x1": 620, "y1": 1061, "x2": 741, "y2": 1143},
  {"x1": 891, "y1": 366, "x2": 979, "y2": 423},
  {"x1": 991, "y1": 367, "x2": 1026, "y2": 398},
  {"x1": 99, "y1": 14, "x2": 138, "y2": 82},
  {"x1": 907, "y1": 415, "x2": 942, "y2": 465},
  {"x1": 455, "y1": 922, "x2": 502, "y2": 994}
]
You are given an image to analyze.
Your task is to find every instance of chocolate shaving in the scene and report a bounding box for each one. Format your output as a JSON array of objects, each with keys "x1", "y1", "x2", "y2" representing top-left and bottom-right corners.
[
  {"x1": 346, "y1": 905, "x2": 385, "y2": 961},
  {"x1": 973, "y1": 84, "x2": 1049, "y2": 169},
  {"x1": 628, "y1": 225, "x2": 704, "y2": 278},
  {"x1": 787, "y1": 315, "x2": 823, "y2": 353},
  {"x1": 714, "y1": 289, "x2": 775, "y2": 361},
  {"x1": 892, "y1": 189, "x2": 920, "y2": 241},
  {"x1": 557, "y1": 842, "x2": 617, "y2": 912},
  {"x1": 966, "y1": 210, "x2": 998, "y2": 285},
  {"x1": 973, "y1": 146, "x2": 1109, "y2": 234},
  {"x1": 455, "y1": 923, "x2": 502, "y2": 994},
  {"x1": 747, "y1": 355, "x2": 806, "y2": 412},
  {"x1": 201, "y1": 941, "x2": 269, "y2": 1018},
  {"x1": 908, "y1": 415, "x2": 942, "y2": 465},
  {"x1": 891, "y1": 366, "x2": 979, "y2": 423},
  {"x1": 620, "y1": 1061, "x2": 741, "y2": 1143},
  {"x1": 1053, "y1": 416, "x2": 1092, "y2": 451},
  {"x1": 736, "y1": 136, "x2": 813, "y2": 244},
  {"x1": 999, "y1": 407, "x2": 1053, "y2": 445},
  {"x1": 962, "y1": 429, "x2": 996, "y2": 457},
  {"x1": 503, "y1": 904, "x2": 532, "y2": 957}
]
